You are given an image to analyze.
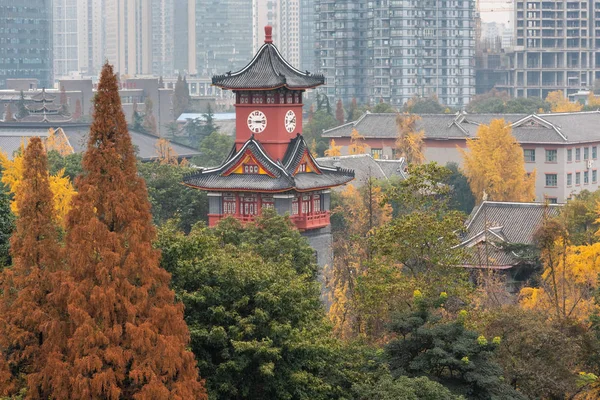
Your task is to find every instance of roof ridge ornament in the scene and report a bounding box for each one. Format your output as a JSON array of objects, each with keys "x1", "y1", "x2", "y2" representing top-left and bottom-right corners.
[{"x1": 265, "y1": 25, "x2": 273, "y2": 44}]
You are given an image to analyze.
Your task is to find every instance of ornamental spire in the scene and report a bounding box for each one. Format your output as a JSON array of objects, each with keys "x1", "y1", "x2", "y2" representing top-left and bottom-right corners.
[{"x1": 265, "y1": 25, "x2": 273, "y2": 44}]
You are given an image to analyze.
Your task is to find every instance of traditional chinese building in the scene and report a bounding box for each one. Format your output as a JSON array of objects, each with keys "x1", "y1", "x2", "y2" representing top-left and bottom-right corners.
[{"x1": 183, "y1": 26, "x2": 354, "y2": 267}]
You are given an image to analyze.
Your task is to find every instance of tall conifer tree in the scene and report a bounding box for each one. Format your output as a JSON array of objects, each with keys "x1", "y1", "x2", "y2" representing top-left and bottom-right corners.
[
  {"x1": 59, "y1": 63, "x2": 205, "y2": 399},
  {"x1": 0, "y1": 137, "x2": 70, "y2": 398}
]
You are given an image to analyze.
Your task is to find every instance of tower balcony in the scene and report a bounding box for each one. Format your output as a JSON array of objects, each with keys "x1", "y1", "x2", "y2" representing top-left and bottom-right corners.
[{"x1": 208, "y1": 211, "x2": 331, "y2": 231}]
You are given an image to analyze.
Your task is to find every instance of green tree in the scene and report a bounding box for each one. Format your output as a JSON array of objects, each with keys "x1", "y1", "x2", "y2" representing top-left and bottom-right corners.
[
  {"x1": 193, "y1": 131, "x2": 234, "y2": 167},
  {"x1": 467, "y1": 90, "x2": 550, "y2": 114},
  {"x1": 485, "y1": 307, "x2": 586, "y2": 399},
  {"x1": 373, "y1": 163, "x2": 469, "y2": 299},
  {"x1": 404, "y1": 95, "x2": 445, "y2": 114},
  {"x1": 16, "y1": 91, "x2": 28, "y2": 120},
  {"x1": 0, "y1": 176, "x2": 13, "y2": 268},
  {"x1": 46, "y1": 151, "x2": 83, "y2": 181},
  {"x1": 352, "y1": 373, "x2": 463, "y2": 400},
  {"x1": 142, "y1": 96, "x2": 158, "y2": 135},
  {"x1": 173, "y1": 74, "x2": 190, "y2": 120},
  {"x1": 137, "y1": 162, "x2": 208, "y2": 232},
  {"x1": 445, "y1": 162, "x2": 476, "y2": 214},
  {"x1": 559, "y1": 189, "x2": 600, "y2": 246},
  {"x1": 201, "y1": 103, "x2": 217, "y2": 139},
  {"x1": 386, "y1": 295, "x2": 527, "y2": 400},
  {"x1": 157, "y1": 211, "x2": 348, "y2": 399},
  {"x1": 372, "y1": 101, "x2": 397, "y2": 113}
]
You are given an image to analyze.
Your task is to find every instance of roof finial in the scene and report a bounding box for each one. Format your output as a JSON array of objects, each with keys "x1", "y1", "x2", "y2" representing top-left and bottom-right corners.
[{"x1": 264, "y1": 25, "x2": 273, "y2": 44}]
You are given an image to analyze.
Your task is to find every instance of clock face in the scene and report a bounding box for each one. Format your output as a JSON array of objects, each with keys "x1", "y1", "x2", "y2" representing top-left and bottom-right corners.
[
  {"x1": 285, "y1": 110, "x2": 297, "y2": 133},
  {"x1": 247, "y1": 110, "x2": 267, "y2": 134}
]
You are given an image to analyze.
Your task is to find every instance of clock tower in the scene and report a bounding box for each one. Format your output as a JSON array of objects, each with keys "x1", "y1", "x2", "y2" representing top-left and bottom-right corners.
[
  {"x1": 183, "y1": 26, "x2": 354, "y2": 268},
  {"x1": 213, "y1": 25, "x2": 321, "y2": 161}
]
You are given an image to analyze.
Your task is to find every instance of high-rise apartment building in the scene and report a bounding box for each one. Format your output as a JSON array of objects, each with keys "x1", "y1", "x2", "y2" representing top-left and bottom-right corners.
[
  {"x1": 0, "y1": 0, "x2": 53, "y2": 88},
  {"x1": 498, "y1": 0, "x2": 600, "y2": 99},
  {"x1": 316, "y1": 0, "x2": 370, "y2": 103},
  {"x1": 299, "y1": 0, "x2": 316, "y2": 72},
  {"x1": 316, "y1": 0, "x2": 476, "y2": 108},
  {"x1": 253, "y1": 0, "x2": 301, "y2": 68},
  {"x1": 194, "y1": 0, "x2": 253, "y2": 77}
]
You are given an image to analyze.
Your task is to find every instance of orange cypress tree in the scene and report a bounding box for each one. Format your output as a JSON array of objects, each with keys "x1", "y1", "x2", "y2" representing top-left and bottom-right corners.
[
  {"x1": 57, "y1": 63, "x2": 205, "y2": 399},
  {"x1": 0, "y1": 137, "x2": 70, "y2": 398}
]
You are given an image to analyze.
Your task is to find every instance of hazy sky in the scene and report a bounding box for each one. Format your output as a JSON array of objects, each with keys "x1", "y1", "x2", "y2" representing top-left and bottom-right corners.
[{"x1": 481, "y1": 0, "x2": 512, "y2": 26}]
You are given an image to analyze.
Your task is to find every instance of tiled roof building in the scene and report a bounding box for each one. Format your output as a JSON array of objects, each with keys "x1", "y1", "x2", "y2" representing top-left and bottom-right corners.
[
  {"x1": 323, "y1": 111, "x2": 600, "y2": 202},
  {"x1": 459, "y1": 201, "x2": 563, "y2": 290}
]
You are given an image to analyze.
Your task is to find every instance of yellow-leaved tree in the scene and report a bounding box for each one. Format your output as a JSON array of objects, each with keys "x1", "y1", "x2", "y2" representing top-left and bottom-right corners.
[
  {"x1": 45, "y1": 127, "x2": 74, "y2": 156},
  {"x1": 324, "y1": 139, "x2": 342, "y2": 157},
  {"x1": 460, "y1": 119, "x2": 536, "y2": 203},
  {"x1": 395, "y1": 113, "x2": 425, "y2": 164},
  {"x1": 588, "y1": 92, "x2": 600, "y2": 108},
  {"x1": 546, "y1": 90, "x2": 583, "y2": 112},
  {"x1": 348, "y1": 128, "x2": 369, "y2": 155},
  {"x1": 519, "y1": 217, "x2": 600, "y2": 321},
  {"x1": 327, "y1": 180, "x2": 392, "y2": 340},
  {"x1": 0, "y1": 145, "x2": 76, "y2": 226},
  {"x1": 155, "y1": 137, "x2": 180, "y2": 165}
]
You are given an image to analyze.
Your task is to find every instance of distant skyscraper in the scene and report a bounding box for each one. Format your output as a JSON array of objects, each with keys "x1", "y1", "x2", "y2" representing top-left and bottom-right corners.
[
  {"x1": 315, "y1": 0, "x2": 476, "y2": 108},
  {"x1": 299, "y1": 0, "x2": 316, "y2": 72},
  {"x1": 194, "y1": 0, "x2": 254, "y2": 76},
  {"x1": 53, "y1": 0, "x2": 80, "y2": 78},
  {"x1": 104, "y1": 0, "x2": 152, "y2": 76},
  {"x1": 151, "y1": 0, "x2": 175, "y2": 77},
  {"x1": 174, "y1": 0, "x2": 193, "y2": 74},
  {"x1": 253, "y1": 0, "x2": 301, "y2": 68},
  {"x1": 0, "y1": 0, "x2": 53, "y2": 88}
]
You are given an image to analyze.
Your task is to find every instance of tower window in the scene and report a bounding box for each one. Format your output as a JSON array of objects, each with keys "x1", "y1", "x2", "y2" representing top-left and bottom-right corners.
[{"x1": 243, "y1": 164, "x2": 259, "y2": 174}]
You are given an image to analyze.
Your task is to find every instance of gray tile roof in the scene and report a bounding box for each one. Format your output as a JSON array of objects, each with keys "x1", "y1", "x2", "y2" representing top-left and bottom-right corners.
[
  {"x1": 323, "y1": 111, "x2": 600, "y2": 145},
  {"x1": 184, "y1": 135, "x2": 354, "y2": 192},
  {"x1": 0, "y1": 122, "x2": 200, "y2": 161},
  {"x1": 463, "y1": 201, "x2": 563, "y2": 244},
  {"x1": 316, "y1": 154, "x2": 407, "y2": 188},
  {"x1": 212, "y1": 43, "x2": 324, "y2": 90},
  {"x1": 459, "y1": 201, "x2": 563, "y2": 268}
]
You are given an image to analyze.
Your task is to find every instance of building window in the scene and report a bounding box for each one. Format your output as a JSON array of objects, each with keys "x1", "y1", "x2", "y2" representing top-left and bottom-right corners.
[
  {"x1": 594, "y1": 170, "x2": 598, "y2": 184},
  {"x1": 524, "y1": 149, "x2": 535, "y2": 162},
  {"x1": 262, "y1": 195, "x2": 274, "y2": 210},
  {"x1": 223, "y1": 195, "x2": 236, "y2": 215},
  {"x1": 243, "y1": 164, "x2": 259, "y2": 174},
  {"x1": 240, "y1": 195, "x2": 258, "y2": 216},
  {"x1": 585, "y1": 147, "x2": 590, "y2": 160},
  {"x1": 593, "y1": 146, "x2": 598, "y2": 159},
  {"x1": 576, "y1": 148, "x2": 581, "y2": 161},
  {"x1": 567, "y1": 173, "x2": 572, "y2": 186},
  {"x1": 301, "y1": 195, "x2": 311, "y2": 214},
  {"x1": 292, "y1": 198, "x2": 299, "y2": 215},
  {"x1": 567, "y1": 148, "x2": 572, "y2": 162},
  {"x1": 313, "y1": 195, "x2": 321, "y2": 212},
  {"x1": 297, "y1": 163, "x2": 307, "y2": 173},
  {"x1": 545, "y1": 149, "x2": 557, "y2": 163},
  {"x1": 371, "y1": 149, "x2": 383, "y2": 159},
  {"x1": 585, "y1": 170, "x2": 589, "y2": 184},
  {"x1": 545, "y1": 173, "x2": 558, "y2": 187},
  {"x1": 576, "y1": 172, "x2": 581, "y2": 185},
  {"x1": 546, "y1": 197, "x2": 558, "y2": 204}
]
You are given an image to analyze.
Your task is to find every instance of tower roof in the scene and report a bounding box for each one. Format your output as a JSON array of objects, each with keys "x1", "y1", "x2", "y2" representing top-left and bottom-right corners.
[
  {"x1": 212, "y1": 26, "x2": 325, "y2": 91},
  {"x1": 183, "y1": 135, "x2": 354, "y2": 193}
]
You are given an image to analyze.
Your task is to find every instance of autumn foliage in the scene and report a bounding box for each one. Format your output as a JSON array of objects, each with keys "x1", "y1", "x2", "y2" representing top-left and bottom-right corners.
[
  {"x1": 546, "y1": 90, "x2": 583, "y2": 112},
  {"x1": 395, "y1": 113, "x2": 425, "y2": 164},
  {"x1": 0, "y1": 64, "x2": 205, "y2": 399},
  {"x1": 0, "y1": 137, "x2": 69, "y2": 398},
  {"x1": 45, "y1": 63, "x2": 205, "y2": 399},
  {"x1": 461, "y1": 119, "x2": 536, "y2": 203}
]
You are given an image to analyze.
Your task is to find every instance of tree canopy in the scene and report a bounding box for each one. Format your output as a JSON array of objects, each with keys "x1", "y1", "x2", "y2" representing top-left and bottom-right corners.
[{"x1": 461, "y1": 119, "x2": 536, "y2": 203}]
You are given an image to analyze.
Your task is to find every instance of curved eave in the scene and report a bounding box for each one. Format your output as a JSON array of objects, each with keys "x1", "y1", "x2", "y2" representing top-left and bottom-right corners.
[
  {"x1": 182, "y1": 179, "x2": 354, "y2": 194},
  {"x1": 211, "y1": 82, "x2": 324, "y2": 91}
]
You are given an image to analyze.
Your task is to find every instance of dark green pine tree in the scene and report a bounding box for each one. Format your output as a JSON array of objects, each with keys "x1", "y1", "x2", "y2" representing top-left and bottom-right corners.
[{"x1": 0, "y1": 177, "x2": 14, "y2": 268}]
